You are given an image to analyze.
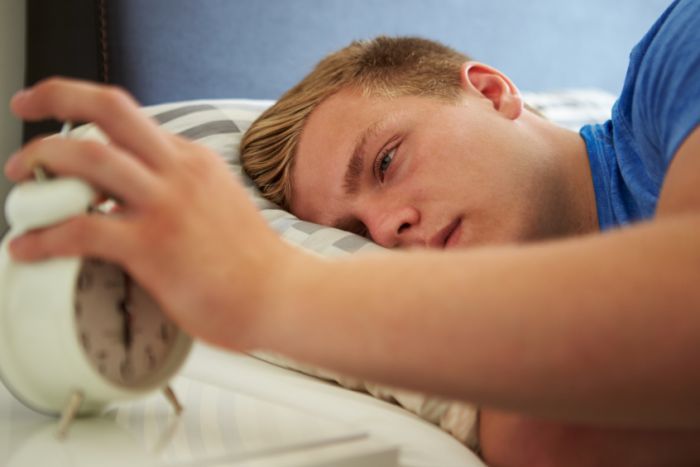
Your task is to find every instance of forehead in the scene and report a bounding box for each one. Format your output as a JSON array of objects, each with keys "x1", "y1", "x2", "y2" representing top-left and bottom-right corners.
[{"x1": 290, "y1": 88, "x2": 388, "y2": 222}]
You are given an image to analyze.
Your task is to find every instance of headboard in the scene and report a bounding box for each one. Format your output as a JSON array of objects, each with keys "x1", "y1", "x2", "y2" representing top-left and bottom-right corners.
[{"x1": 25, "y1": 0, "x2": 670, "y2": 141}]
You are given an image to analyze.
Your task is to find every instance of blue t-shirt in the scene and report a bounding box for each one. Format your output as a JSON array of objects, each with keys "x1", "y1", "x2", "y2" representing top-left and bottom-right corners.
[{"x1": 580, "y1": 0, "x2": 700, "y2": 230}]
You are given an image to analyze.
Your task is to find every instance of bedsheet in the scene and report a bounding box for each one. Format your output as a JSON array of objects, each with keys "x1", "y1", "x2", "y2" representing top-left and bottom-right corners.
[{"x1": 181, "y1": 344, "x2": 486, "y2": 467}]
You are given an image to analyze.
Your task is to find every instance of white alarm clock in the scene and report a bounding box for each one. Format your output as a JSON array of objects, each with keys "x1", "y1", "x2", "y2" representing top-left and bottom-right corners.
[{"x1": 0, "y1": 125, "x2": 192, "y2": 437}]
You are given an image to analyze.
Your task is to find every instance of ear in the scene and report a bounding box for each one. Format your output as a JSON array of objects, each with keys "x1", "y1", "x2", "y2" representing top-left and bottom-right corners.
[{"x1": 459, "y1": 61, "x2": 523, "y2": 120}]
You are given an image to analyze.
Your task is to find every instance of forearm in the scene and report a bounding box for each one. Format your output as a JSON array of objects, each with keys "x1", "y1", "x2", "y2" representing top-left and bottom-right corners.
[{"x1": 258, "y1": 214, "x2": 700, "y2": 428}]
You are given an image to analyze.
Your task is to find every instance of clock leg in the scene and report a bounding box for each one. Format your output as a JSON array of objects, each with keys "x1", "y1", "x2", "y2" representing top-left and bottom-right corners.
[
  {"x1": 55, "y1": 390, "x2": 84, "y2": 439},
  {"x1": 163, "y1": 385, "x2": 183, "y2": 415}
]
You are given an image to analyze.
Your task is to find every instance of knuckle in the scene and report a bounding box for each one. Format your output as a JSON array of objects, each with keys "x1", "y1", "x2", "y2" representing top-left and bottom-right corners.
[
  {"x1": 140, "y1": 178, "x2": 169, "y2": 209},
  {"x1": 183, "y1": 144, "x2": 224, "y2": 177},
  {"x1": 36, "y1": 76, "x2": 66, "y2": 94},
  {"x1": 133, "y1": 213, "x2": 175, "y2": 257},
  {"x1": 20, "y1": 136, "x2": 64, "y2": 169},
  {"x1": 27, "y1": 132, "x2": 60, "y2": 149},
  {"x1": 24, "y1": 135, "x2": 50, "y2": 154},
  {"x1": 173, "y1": 136, "x2": 203, "y2": 160},
  {"x1": 61, "y1": 215, "x2": 121, "y2": 260},
  {"x1": 79, "y1": 140, "x2": 111, "y2": 165},
  {"x1": 33, "y1": 78, "x2": 72, "y2": 114},
  {"x1": 54, "y1": 215, "x2": 100, "y2": 255},
  {"x1": 180, "y1": 147, "x2": 207, "y2": 173},
  {"x1": 62, "y1": 216, "x2": 92, "y2": 247},
  {"x1": 99, "y1": 86, "x2": 136, "y2": 114}
]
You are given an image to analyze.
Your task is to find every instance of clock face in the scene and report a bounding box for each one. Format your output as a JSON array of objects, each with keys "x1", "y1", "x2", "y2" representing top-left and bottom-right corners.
[{"x1": 74, "y1": 259, "x2": 179, "y2": 387}]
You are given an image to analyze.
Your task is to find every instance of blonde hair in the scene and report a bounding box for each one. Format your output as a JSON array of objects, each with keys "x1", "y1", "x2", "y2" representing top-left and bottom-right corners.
[{"x1": 240, "y1": 36, "x2": 471, "y2": 210}]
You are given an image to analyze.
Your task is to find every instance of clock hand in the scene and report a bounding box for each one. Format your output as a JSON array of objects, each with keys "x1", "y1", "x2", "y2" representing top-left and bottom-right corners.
[{"x1": 119, "y1": 272, "x2": 133, "y2": 350}]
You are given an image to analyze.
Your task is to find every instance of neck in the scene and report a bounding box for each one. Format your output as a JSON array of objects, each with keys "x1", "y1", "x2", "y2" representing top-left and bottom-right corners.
[{"x1": 526, "y1": 112, "x2": 600, "y2": 238}]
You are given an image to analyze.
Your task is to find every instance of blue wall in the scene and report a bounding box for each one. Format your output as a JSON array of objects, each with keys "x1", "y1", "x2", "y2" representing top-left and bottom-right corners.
[{"x1": 110, "y1": 0, "x2": 671, "y2": 103}]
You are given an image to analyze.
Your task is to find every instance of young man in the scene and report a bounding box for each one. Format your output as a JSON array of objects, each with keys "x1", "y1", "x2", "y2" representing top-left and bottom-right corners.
[
  {"x1": 4, "y1": 0, "x2": 700, "y2": 465},
  {"x1": 238, "y1": 1, "x2": 700, "y2": 462}
]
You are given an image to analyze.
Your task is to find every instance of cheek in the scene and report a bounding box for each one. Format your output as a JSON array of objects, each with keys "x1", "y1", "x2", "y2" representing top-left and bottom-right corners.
[{"x1": 402, "y1": 127, "x2": 502, "y2": 203}]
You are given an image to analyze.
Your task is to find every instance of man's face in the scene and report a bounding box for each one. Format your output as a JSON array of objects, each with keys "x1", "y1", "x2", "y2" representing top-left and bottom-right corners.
[{"x1": 291, "y1": 87, "x2": 550, "y2": 249}]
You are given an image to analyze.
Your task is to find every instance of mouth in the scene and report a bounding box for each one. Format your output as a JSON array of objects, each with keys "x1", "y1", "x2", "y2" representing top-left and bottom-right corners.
[
  {"x1": 430, "y1": 217, "x2": 462, "y2": 249},
  {"x1": 444, "y1": 218, "x2": 463, "y2": 249}
]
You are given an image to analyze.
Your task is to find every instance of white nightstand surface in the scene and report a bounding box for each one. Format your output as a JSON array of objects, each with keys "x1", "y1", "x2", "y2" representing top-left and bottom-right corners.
[
  {"x1": 1, "y1": 344, "x2": 484, "y2": 466},
  {"x1": 0, "y1": 372, "x2": 396, "y2": 466}
]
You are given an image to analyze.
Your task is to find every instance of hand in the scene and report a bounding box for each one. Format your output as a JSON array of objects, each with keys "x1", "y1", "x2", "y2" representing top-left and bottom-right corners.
[{"x1": 4, "y1": 77, "x2": 301, "y2": 350}]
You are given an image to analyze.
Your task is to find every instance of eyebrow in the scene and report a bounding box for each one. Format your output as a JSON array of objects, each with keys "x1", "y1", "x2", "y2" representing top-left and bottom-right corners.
[{"x1": 342, "y1": 119, "x2": 385, "y2": 196}]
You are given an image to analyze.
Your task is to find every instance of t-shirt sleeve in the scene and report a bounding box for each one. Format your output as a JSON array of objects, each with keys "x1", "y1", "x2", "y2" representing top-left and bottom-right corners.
[{"x1": 632, "y1": 0, "x2": 700, "y2": 168}]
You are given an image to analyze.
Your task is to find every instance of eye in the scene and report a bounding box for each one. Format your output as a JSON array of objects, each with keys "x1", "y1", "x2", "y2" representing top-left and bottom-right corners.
[{"x1": 374, "y1": 146, "x2": 397, "y2": 182}]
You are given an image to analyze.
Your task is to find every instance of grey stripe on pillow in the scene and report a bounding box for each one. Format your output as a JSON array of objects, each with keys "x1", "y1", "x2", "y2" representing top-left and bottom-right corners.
[
  {"x1": 177, "y1": 120, "x2": 240, "y2": 140},
  {"x1": 332, "y1": 234, "x2": 372, "y2": 253},
  {"x1": 292, "y1": 221, "x2": 324, "y2": 235},
  {"x1": 233, "y1": 120, "x2": 254, "y2": 133},
  {"x1": 151, "y1": 104, "x2": 218, "y2": 124}
]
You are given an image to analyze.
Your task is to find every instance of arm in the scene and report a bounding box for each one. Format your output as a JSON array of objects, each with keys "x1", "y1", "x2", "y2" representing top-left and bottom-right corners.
[
  {"x1": 262, "y1": 126, "x2": 700, "y2": 429},
  {"x1": 6, "y1": 79, "x2": 700, "y2": 429},
  {"x1": 270, "y1": 212, "x2": 700, "y2": 427}
]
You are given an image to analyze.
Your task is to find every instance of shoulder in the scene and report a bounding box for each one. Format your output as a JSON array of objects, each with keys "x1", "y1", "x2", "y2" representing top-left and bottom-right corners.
[
  {"x1": 618, "y1": 0, "x2": 700, "y2": 162},
  {"x1": 633, "y1": 0, "x2": 700, "y2": 94}
]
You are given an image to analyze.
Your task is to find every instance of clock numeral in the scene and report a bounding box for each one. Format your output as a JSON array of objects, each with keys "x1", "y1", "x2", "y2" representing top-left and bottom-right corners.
[
  {"x1": 97, "y1": 350, "x2": 108, "y2": 361},
  {"x1": 75, "y1": 301, "x2": 82, "y2": 318}
]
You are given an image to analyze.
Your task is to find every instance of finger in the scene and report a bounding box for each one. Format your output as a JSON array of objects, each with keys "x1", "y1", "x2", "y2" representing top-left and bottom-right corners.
[
  {"x1": 4, "y1": 136, "x2": 162, "y2": 208},
  {"x1": 11, "y1": 77, "x2": 174, "y2": 169},
  {"x1": 8, "y1": 213, "x2": 132, "y2": 264}
]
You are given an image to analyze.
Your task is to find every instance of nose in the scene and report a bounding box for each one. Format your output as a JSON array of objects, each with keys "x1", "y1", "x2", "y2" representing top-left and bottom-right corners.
[{"x1": 363, "y1": 204, "x2": 423, "y2": 248}]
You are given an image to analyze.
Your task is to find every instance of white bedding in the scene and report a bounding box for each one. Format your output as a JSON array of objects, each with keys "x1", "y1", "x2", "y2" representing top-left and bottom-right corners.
[{"x1": 183, "y1": 344, "x2": 487, "y2": 467}]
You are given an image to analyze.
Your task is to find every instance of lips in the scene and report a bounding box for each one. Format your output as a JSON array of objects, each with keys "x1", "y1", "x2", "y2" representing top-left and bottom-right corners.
[
  {"x1": 444, "y1": 218, "x2": 463, "y2": 248},
  {"x1": 429, "y1": 217, "x2": 462, "y2": 249}
]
